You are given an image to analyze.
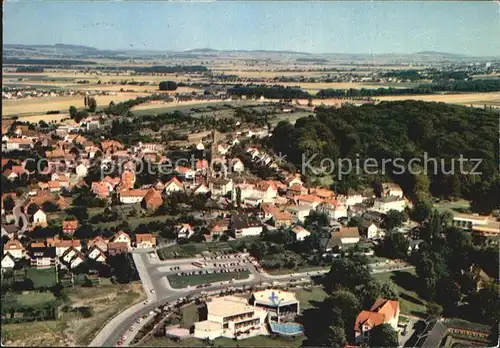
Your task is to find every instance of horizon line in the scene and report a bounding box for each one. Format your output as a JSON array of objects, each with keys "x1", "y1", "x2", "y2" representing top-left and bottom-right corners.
[{"x1": 5, "y1": 43, "x2": 500, "y2": 58}]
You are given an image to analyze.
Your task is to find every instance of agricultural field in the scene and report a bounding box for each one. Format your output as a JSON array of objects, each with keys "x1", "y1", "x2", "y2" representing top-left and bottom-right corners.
[
  {"x1": 2, "y1": 92, "x2": 146, "y2": 117},
  {"x1": 376, "y1": 92, "x2": 500, "y2": 107},
  {"x1": 1, "y1": 282, "x2": 145, "y2": 347}
]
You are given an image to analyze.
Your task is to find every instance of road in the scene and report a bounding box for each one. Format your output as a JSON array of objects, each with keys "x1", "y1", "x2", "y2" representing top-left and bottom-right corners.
[
  {"x1": 90, "y1": 249, "x2": 414, "y2": 347},
  {"x1": 13, "y1": 195, "x2": 28, "y2": 234}
]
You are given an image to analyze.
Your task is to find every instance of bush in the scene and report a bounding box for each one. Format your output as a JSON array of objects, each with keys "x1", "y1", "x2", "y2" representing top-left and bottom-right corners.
[{"x1": 159, "y1": 81, "x2": 178, "y2": 91}]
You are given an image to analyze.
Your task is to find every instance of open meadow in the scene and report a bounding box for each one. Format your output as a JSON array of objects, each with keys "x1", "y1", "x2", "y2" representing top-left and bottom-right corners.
[{"x1": 1, "y1": 282, "x2": 145, "y2": 347}]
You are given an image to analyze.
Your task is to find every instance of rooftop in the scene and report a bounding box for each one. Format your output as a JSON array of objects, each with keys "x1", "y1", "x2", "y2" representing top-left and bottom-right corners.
[
  {"x1": 206, "y1": 296, "x2": 258, "y2": 318},
  {"x1": 252, "y1": 289, "x2": 298, "y2": 306}
]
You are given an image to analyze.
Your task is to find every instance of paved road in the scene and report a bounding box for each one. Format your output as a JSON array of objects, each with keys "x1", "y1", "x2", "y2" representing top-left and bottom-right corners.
[
  {"x1": 90, "y1": 250, "x2": 414, "y2": 347},
  {"x1": 13, "y1": 195, "x2": 28, "y2": 234}
]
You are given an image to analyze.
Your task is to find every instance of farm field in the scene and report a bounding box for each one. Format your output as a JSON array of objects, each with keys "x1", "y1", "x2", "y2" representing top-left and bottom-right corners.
[
  {"x1": 376, "y1": 92, "x2": 500, "y2": 106},
  {"x1": 2, "y1": 92, "x2": 147, "y2": 116},
  {"x1": 166, "y1": 270, "x2": 251, "y2": 289},
  {"x1": 1, "y1": 282, "x2": 145, "y2": 347}
]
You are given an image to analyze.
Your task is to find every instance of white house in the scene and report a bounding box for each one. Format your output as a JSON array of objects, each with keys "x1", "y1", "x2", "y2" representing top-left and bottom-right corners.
[
  {"x1": 355, "y1": 299, "x2": 400, "y2": 344},
  {"x1": 232, "y1": 215, "x2": 263, "y2": 237},
  {"x1": 217, "y1": 144, "x2": 230, "y2": 156},
  {"x1": 1, "y1": 252, "x2": 16, "y2": 270},
  {"x1": 284, "y1": 175, "x2": 303, "y2": 187},
  {"x1": 119, "y1": 189, "x2": 148, "y2": 204},
  {"x1": 231, "y1": 158, "x2": 245, "y2": 173},
  {"x1": 111, "y1": 231, "x2": 132, "y2": 249},
  {"x1": 291, "y1": 226, "x2": 311, "y2": 241},
  {"x1": 372, "y1": 197, "x2": 407, "y2": 213},
  {"x1": 340, "y1": 189, "x2": 365, "y2": 207},
  {"x1": 193, "y1": 183, "x2": 210, "y2": 195},
  {"x1": 164, "y1": 177, "x2": 185, "y2": 195},
  {"x1": 3, "y1": 240, "x2": 25, "y2": 259},
  {"x1": 209, "y1": 178, "x2": 233, "y2": 197},
  {"x1": 61, "y1": 247, "x2": 79, "y2": 264},
  {"x1": 88, "y1": 246, "x2": 107, "y2": 263},
  {"x1": 177, "y1": 224, "x2": 195, "y2": 239},
  {"x1": 135, "y1": 233, "x2": 156, "y2": 248},
  {"x1": 33, "y1": 209, "x2": 48, "y2": 227},
  {"x1": 317, "y1": 200, "x2": 348, "y2": 220},
  {"x1": 363, "y1": 223, "x2": 380, "y2": 239},
  {"x1": 285, "y1": 205, "x2": 311, "y2": 223},
  {"x1": 52, "y1": 239, "x2": 82, "y2": 257},
  {"x1": 76, "y1": 163, "x2": 88, "y2": 178},
  {"x1": 69, "y1": 253, "x2": 85, "y2": 269},
  {"x1": 196, "y1": 142, "x2": 205, "y2": 151}
]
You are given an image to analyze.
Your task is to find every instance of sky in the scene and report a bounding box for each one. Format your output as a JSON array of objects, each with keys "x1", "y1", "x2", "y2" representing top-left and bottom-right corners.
[{"x1": 3, "y1": 1, "x2": 500, "y2": 56}]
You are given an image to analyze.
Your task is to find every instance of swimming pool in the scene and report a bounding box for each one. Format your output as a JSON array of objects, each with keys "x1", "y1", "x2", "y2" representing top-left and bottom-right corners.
[{"x1": 269, "y1": 321, "x2": 305, "y2": 336}]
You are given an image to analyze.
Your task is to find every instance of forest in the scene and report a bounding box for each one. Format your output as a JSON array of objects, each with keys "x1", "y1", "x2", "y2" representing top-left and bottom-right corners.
[
  {"x1": 268, "y1": 100, "x2": 499, "y2": 213},
  {"x1": 316, "y1": 79, "x2": 500, "y2": 97}
]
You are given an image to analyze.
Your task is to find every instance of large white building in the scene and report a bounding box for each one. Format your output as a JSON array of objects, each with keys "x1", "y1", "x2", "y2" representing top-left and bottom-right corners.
[
  {"x1": 250, "y1": 289, "x2": 300, "y2": 321},
  {"x1": 372, "y1": 197, "x2": 407, "y2": 213},
  {"x1": 193, "y1": 296, "x2": 268, "y2": 340}
]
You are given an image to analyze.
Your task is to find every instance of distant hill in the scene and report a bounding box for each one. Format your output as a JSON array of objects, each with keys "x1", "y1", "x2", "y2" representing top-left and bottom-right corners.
[
  {"x1": 414, "y1": 51, "x2": 466, "y2": 57},
  {"x1": 183, "y1": 48, "x2": 311, "y2": 55},
  {"x1": 53, "y1": 43, "x2": 99, "y2": 52}
]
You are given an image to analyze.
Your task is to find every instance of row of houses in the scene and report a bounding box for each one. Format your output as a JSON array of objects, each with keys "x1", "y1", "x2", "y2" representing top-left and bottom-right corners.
[{"x1": 1, "y1": 231, "x2": 157, "y2": 270}]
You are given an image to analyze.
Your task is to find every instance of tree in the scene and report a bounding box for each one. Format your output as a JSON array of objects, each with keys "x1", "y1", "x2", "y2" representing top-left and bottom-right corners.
[
  {"x1": 325, "y1": 258, "x2": 371, "y2": 293},
  {"x1": 384, "y1": 210, "x2": 408, "y2": 230},
  {"x1": 88, "y1": 97, "x2": 97, "y2": 112},
  {"x1": 75, "y1": 110, "x2": 89, "y2": 123},
  {"x1": 379, "y1": 232, "x2": 410, "y2": 259},
  {"x1": 69, "y1": 105, "x2": 78, "y2": 119},
  {"x1": 411, "y1": 193, "x2": 433, "y2": 223},
  {"x1": 159, "y1": 81, "x2": 178, "y2": 91},
  {"x1": 416, "y1": 251, "x2": 448, "y2": 300},
  {"x1": 369, "y1": 323, "x2": 399, "y2": 347},
  {"x1": 473, "y1": 280, "x2": 500, "y2": 324},
  {"x1": 435, "y1": 278, "x2": 461, "y2": 315},
  {"x1": 327, "y1": 325, "x2": 347, "y2": 347},
  {"x1": 426, "y1": 302, "x2": 443, "y2": 317}
]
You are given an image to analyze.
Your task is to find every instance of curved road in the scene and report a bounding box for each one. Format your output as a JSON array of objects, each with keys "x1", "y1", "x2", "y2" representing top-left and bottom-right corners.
[
  {"x1": 13, "y1": 195, "x2": 28, "y2": 234},
  {"x1": 90, "y1": 251, "x2": 413, "y2": 347}
]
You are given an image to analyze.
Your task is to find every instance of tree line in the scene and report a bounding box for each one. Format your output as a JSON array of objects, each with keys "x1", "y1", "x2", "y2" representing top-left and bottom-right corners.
[{"x1": 316, "y1": 79, "x2": 500, "y2": 97}]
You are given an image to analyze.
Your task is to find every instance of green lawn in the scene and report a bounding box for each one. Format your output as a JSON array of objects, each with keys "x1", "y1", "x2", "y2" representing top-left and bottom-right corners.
[
  {"x1": 141, "y1": 335, "x2": 304, "y2": 347},
  {"x1": 26, "y1": 267, "x2": 57, "y2": 288},
  {"x1": 373, "y1": 269, "x2": 427, "y2": 316},
  {"x1": 179, "y1": 303, "x2": 199, "y2": 329},
  {"x1": 434, "y1": 199, "x2": 471, "y2": 214},
  {"x1": 15, "y1": 291, "x2": 57, "y2": 307},
  {"x1": 266, "y1": 265, "x2": 329, "y2": 276},
  {"x1": 292, "y1": 287, "x2": 329, "y2": 311},
  {"x1": 167, "y1": 271, "x2": 251, "y2": 289}
]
